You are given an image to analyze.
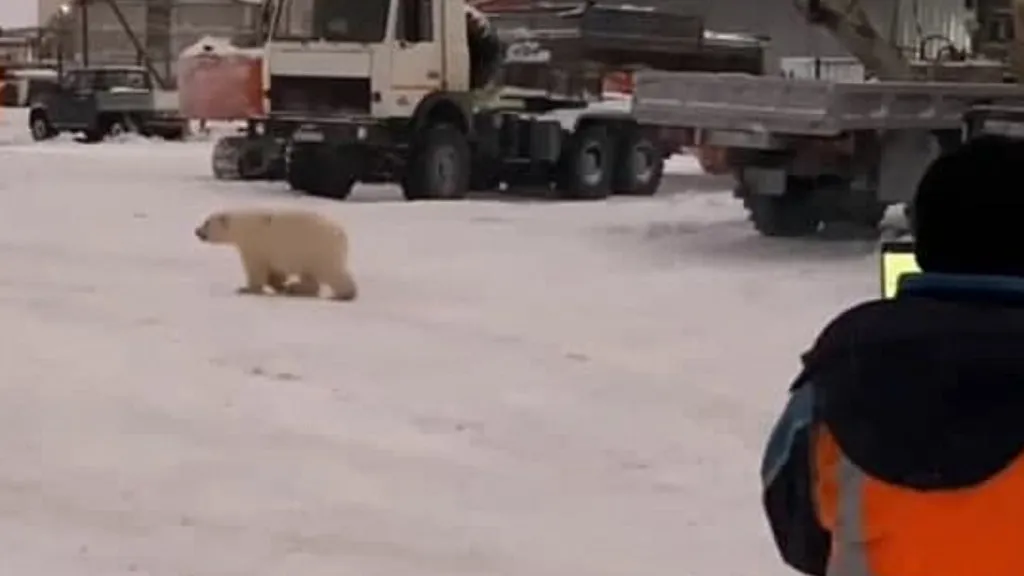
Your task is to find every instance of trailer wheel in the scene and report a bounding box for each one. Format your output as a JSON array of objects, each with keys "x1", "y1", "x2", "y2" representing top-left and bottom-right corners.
[
  {"x1": 817, "y1": 181, "x2": 887, "y2": 233},
  {"x1": 744, "y1": 183, "x2": 821, "y2": 237},
  {"x1": 613, "y1": 130, "x2": 664, "y2": 195},
  {"x1": 556, "y1": 124, "x2": 613, "y2": 200},
  {"x1": 403, "y1": 123, "x2": 471, "y2": 200}
]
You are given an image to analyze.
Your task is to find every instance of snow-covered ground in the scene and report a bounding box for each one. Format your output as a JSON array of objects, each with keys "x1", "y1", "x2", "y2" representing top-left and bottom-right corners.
[{"x1": 0, "y1": 108, "x2": 879, "y2": 576}]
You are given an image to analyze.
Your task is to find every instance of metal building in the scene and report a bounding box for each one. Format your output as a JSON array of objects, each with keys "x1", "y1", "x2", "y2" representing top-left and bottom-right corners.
[
  {"x1": 700, "y1": 0, "x2": 976, "y2": 70},
  {"x1": 39, "y1": 0, "x2": 261, "y2": 87}
]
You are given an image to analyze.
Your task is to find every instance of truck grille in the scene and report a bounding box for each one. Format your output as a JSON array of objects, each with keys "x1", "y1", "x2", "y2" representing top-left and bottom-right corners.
[{"x1": 268, "y1": 76, "x2": 372, "y2": 116}]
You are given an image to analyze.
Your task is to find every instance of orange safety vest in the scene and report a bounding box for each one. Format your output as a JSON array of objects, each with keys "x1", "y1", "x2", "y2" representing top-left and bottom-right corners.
[{"x1": 814, "y1": 425, "x2": 1024, "y2": 575}]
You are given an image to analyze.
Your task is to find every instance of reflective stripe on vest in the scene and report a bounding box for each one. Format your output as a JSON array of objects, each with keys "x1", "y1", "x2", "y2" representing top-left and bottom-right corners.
[{"x1": 827, "y1": 455, "x2": 872, "y2": 576}]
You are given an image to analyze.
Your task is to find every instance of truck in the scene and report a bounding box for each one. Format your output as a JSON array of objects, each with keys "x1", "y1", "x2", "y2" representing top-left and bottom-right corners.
[
  {"x1": 210, "y1": 0, "x2": 766, "y2": 201},
  {"x1": 29, "y1": 65, "x2": 188, "y2": 142},
  {"x1": 629, "y1": 0, "x2": 1024, "y2": 237}
]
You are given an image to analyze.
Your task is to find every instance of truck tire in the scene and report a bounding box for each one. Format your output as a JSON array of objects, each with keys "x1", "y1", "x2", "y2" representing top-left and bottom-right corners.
[
  {"x1": 29, "y1": 110, "x2": 55, "y2": 141},
  {"x1": 845, "y1": 201, "x2": 887, "y2": 229},
  {"x1": 285, "y1": 142, "x2": 312, "y2": 191},
  {"x1": 288, "y1": 143, "x2": 355, "y2": 200},
  {"x1": 212, "y1": 135, "x2": 247, "y2": 180},
  {"x1": 556, "y1": 124, "x2": 614, "y2": 200},
  {"x1": 213, "y1": 135, "x2": 280, "y2": 180},
  {"x1": 402, "y1": 123, "x2": 470, "y2": 200},
  {"x1": 744, "y1": 183, "x2": 821, "y2": 237},
  {"x1": 107, "y1": 117, "x2": 129, "y2": 138},
  {"x1": 80, "y1": 126, "x2": 105, "y2": 143},
  {"x1": 817, "y1": 179, "x2": 886, "y2": 232},
  {"x1": 470, "y1": 159, "x2": 501, "y2": 192},
  {"x1": 156, "y1": 124, "x2": 187, "y2": 141},
  {"x1": 613, "y1": 130, "x2": 664, "y2": 196}
]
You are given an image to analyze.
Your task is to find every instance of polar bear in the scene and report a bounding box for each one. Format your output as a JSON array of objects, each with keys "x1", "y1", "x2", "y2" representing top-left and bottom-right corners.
[{"x1": 195, "y1": 208, "x2": 357, "y2": 300}]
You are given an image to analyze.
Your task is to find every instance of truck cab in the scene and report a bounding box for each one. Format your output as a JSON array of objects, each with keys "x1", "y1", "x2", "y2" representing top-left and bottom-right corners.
[
  {"x1": 265, "y1": 0, "x2": 470, "y2": 121},
  {"x1": 215, "y1": 0, "x2": 679, "y2": 202},
  {"x1": 30, "y1": 65, "x2": 186, "y2": 142}
]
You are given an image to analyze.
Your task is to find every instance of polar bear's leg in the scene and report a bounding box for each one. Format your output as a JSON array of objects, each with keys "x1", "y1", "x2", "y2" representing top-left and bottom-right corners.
[
  {"x1": 284, "y1": 272, "x2": 321, "y2": 297},
  {"x1": 237, "y1": 249, "x2": 270, "y2": 295},
  {"x1": 325, "y1": 269, "x2": 357, "y2": 301},
  {"x1": 266, "y1": 269, "x2": 288, "y2": 293}
]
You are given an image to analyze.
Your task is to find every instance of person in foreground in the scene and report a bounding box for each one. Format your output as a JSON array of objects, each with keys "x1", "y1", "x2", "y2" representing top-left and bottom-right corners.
[{"x1": 760, "y1": 135, "x2": 1024, "y2": 576}]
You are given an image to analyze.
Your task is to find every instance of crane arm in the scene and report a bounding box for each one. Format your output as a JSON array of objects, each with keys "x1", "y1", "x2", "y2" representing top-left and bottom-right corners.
[{"x1": 794, "y1": 0, "x2": 915, "y2": 80}]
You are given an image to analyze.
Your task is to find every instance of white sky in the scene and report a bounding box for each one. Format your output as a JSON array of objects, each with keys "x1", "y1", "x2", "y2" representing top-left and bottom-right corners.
[{"x1": 0, "y1": 0, "x2": 36, "y2": 28}]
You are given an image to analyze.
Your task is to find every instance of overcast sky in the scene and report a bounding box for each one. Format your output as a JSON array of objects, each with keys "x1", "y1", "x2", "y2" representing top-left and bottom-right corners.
[{"x1": 1, "y1": 0, "x2": 35, "y2": 28}]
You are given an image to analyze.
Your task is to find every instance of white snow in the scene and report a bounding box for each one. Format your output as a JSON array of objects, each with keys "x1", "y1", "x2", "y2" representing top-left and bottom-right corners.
[
  {"x1": 0, "y1": 108, "x2": 878, "y2": 576},
  {"x1": 665, "y1": 153, "x2": 701, "y2": 175}
]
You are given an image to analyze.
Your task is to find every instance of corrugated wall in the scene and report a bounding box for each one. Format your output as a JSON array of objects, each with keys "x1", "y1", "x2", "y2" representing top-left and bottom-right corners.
[
  {"x1": 699, "y1": 0, "x2": 971, "y2": 70},
  {"x1": 890, "y1": 0, "x2": 971, "y2": 59}
]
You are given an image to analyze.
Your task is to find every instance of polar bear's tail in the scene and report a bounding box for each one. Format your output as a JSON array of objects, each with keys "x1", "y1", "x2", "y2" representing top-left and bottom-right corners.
[{"x1": 329, "y1": 270, "x2": 358, "y2": 301}]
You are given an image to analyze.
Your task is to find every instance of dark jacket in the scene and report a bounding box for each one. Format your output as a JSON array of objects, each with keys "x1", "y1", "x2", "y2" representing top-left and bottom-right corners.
[{"x1": 761, "y1": 272, "x2": 1024, "y2": 574}]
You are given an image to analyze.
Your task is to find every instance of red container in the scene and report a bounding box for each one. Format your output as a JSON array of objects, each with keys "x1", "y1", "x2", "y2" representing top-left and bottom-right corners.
[{"x1": 178, "y1": 36, "x2": 264, "y2": 121}]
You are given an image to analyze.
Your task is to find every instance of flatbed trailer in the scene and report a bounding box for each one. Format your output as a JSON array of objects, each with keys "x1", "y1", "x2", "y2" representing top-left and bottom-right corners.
[{"x1": 632, "y1": 71, "x2": 1024, "y2": 236}]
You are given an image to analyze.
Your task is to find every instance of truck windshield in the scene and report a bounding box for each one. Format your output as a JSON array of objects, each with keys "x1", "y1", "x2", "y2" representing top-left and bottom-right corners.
[{"x1": 272, "y1": 0, "x2": 389, "y2": 43}]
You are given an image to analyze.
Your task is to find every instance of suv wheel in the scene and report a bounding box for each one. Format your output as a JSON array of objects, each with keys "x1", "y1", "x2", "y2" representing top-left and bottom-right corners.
[{"x1": 30, "y1": 112, "x2": 55, "y2": 141}]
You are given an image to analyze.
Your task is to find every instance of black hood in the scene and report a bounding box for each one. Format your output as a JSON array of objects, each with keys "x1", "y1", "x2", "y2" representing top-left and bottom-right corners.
[{"x1": 802, "y1": 285, "x2": 1024, "y2": 490}]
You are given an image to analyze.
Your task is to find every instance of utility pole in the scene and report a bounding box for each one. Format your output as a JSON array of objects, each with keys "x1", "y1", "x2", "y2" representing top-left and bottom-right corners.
[{"x1": 81, "y1": 0, "x2": 89, "y2": 66}]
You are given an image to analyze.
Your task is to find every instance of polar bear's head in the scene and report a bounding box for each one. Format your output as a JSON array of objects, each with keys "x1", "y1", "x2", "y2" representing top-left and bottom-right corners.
[{"x1": 195, "y1": 212, "x2": 233, "y2": 244}]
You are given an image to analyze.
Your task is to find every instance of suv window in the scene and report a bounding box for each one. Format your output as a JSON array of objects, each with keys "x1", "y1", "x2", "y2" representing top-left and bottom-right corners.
[
  {"x1": 61, "y1": 71, "x2": 82, "y2": 91},
  {"x1": 100, "y1": 69, "x2": 148, "y2": 90}
]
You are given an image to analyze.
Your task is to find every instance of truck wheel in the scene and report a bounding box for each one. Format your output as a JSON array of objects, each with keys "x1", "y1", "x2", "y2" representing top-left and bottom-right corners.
[
  {"x1": 288, "y1": 143, "x2": 355, "y2": 200},
  {"x1": 847, "y1": 201, "x2": 887, "y2": 229},
  {"x1": 744, "y1": 183, "x2": 821, "y2": 237},
  {"x1": 152, "y1": 126, "x2": 185, "y2": 141},
  {"x1": 29, "y1": 111, "x2": 55, "y2": 141},
  {"x1": 80, "y1": 128, "x2": 105, "y2": 143},
  {"x1": 470, "y1": 159, "x2": 501, "y2": 191},
  {"x1": 818, "y1": 181, "x2": 887, "y2": 232},
  {"x1": 613, "y1": 130, "x2": 664, "y2": 195},
  {"x1": 403, "y1": 123, "x2": 471, "y2": 200},
  {"x1": 212, "y1": 135, "x2": 248, "y2": 180},
  {"x1": 285, "y1": 142, "x2": 313, "y2": 191},
  {"x1": 107, "y1": 118, "x2": 129, "y2": 138},
  {"x1": 556, "y1": 124, "x2": 614, "y2": 200}
]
